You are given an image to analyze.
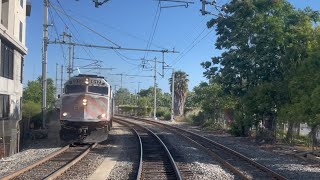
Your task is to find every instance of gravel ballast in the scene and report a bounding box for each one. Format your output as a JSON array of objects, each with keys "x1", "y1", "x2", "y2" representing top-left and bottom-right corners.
[
  {"x1": 162, "y1": 120, "x2": 320, "y2": 179},
  {"x1": 124, "y1": 118, "x2": 235, "y2": 180},
  {"x1": 56, "y1": 123, "x2": 138, "y2": 180},
  {"x1": 106, "y1": 123, "x2": 140, "y2": 180},
  {"x1": 0, "y1": 139, "x2": 61, "y2": 178}
]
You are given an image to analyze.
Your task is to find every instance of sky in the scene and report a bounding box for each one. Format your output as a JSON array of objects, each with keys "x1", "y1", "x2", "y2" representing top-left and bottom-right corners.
[{"x1": 24, "y1": 0, "x2": 320, "y2": 94}]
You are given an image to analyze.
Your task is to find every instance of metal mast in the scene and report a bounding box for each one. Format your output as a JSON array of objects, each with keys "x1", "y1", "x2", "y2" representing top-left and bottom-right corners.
[
  {"x1": 60, "y1": 65, "x2": 64, "y2": 95},
  {"x1": 171, "y1": 69, "x2": 175, "y2": 121},
  {"x1": 42, "y1": 0, "x2": 49, "y2": 128},
  {"x1": 153, "y1": 57, "x2": 157, "y2": 120},
  {"x1": 55, "y1": 63, "x2": 58, "y2": 97},
  {"x1": 62, "y1": 32, "x2": 73, "y2": 79},
  {"x1": 120, "y1": 73, "x2": 123, "y2": 89}
]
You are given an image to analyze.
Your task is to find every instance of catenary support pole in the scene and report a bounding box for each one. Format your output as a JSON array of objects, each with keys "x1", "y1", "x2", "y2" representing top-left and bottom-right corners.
[
  {"x1": 67, "y1": 33, "x2": 72, "y2": 79},
  {"x1": 120, "y1": 74, "x2": 123, "y2": 89},
  {"x1": 55, "y1": 63, "x2": 58, "y2": 97},
  {"x1": 153, "y1": 57, "x2": 157, "y2": 120},
  {"x1": 42, "y1": 0, "x2": 49, "y2": 128},
  {"x1": 61, "y1": 65, "x2": 64, "y2": 95},
  {"x1": 171, "y1": 69, "x2": 175, "y2": 121},
  {"x1": 137, "y1": 81, "x2": 141, "y2": 105}
]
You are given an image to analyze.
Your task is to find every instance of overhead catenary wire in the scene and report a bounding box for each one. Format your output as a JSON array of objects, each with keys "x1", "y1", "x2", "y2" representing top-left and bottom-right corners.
[
  {"x1": 55, "y1": 7, "x2": 166, "y2": 50},
  {"x1": 55, "y1": 0, "x2": 96, "y2": 60},
  {"x1": 113, "y1": 50, "x2": 141, "y2": 66},
  {"x1": 51, "y1": 2, "x2": 159, "y2": 69},
  {"x1": 48, "y1": 8, "x2": 68, "y2": 65},
  {"x1": 50, "y1": 3, "x2": 120, "y2": 47},
  {"x1": 144, "y1": 1, "x2": 162, "y2": 59},
  {"x1": 172, "y1": 28, "x2": 214, "y2": 67},
  {"x1": 51, "y1": 1, "x2": 138, "y2": 70}
]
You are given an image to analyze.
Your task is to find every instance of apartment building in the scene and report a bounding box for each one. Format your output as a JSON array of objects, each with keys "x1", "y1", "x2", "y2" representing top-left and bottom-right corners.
[{"x1": 0, "y1": 0, "x2": 31, "y2": 158}]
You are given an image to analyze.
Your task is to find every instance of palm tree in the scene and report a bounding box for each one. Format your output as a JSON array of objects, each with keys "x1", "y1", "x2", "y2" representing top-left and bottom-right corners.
[{"x1": 169, "y1": 71, "x2": 189, "y2": 116}]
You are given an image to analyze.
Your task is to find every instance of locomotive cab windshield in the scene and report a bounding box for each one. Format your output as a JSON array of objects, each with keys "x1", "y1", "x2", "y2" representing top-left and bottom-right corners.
[
  {"x1": 64, "y1": 75, "x2": 109, "y2": 96},
  {"x1": 64, "y1": 84, "x2": 109, "y2": 95}
]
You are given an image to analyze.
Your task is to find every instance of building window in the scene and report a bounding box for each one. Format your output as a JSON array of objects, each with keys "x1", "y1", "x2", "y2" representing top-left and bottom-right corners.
[
  {"x1": 1, "y1": 0, "x2": 9, "y2": 28},
  {"x1": 0, "y1": 41, "x2": 14, "y2": 80},
  {"x1": 0, "y1": 94, "x2": 10, "y2": 120},
  {"x1": 20, "y1": 0, "x2": 24, "y2": 8},
  {"x1": 20, "y1": 57, "x2": 24, "y2": 83},
  {"x1": 19, "y1": 21, "x2": 23, "y2": 42}
]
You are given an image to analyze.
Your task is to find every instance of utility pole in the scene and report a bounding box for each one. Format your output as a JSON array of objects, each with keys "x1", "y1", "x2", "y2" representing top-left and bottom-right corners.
[
  {"x1": 171, "y1": 69, "x2": 175, "y2": 121},
  {"x1": 55, "y1": 63, "x2": 58, "y2": 97},
  {"x1": 72, "y1": 45, "x2": 75, "y2": 73},
  {"x1": 162, "y1": 52, "x2": 165, "y2": 78},
  {"x1": 138, "y1": 82, "x2": 141, "y2": 94},
  {"x1": 137, "y1": 81, "x2": 141, "y2": 105},
  {"x1": 120, "y1": 74, "x2": 123, "y2": 89},
  {"x1": 42, "y1": 0, "x2": 49, "y2": 128},
  {"x1": 153, "y1": 57, "x2": 157, "y2": 120},
  {"x1": 60, "y1": 65, "x2": 64, "y2": 95},
  {"x1": 63, "y1": 32, "x2": 73, "y2": 79}
]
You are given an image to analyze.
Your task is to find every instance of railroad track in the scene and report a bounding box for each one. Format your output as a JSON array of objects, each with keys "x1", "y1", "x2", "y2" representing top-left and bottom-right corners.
[
  {"x1": 114, "y1": 118, "x2": 182, "y2": 180},
  {"x1": 116, "y1": 115, "x2": 288, "y2": 180},
  {"x1": 1, "y1": 143, "x2": 97, "y2": 180}
]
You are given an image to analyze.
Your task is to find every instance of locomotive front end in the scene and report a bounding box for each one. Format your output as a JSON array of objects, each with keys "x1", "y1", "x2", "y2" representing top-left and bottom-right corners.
[{"x1": 59, "y1": 75, "x2": 113, "y2": 143}]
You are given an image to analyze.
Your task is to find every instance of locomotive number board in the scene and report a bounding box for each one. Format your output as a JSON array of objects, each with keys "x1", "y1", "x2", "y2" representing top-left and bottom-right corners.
[{"x1": 69, "y1": 78, "x2": 107, "y2": 86}]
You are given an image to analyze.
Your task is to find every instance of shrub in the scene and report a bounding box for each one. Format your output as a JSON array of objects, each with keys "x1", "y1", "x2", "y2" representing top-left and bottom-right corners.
[
  {"x1": 22, "y1": 101, "x2": 41, "y2": 119},
  {"x1": 190, "y1": 111, "x2": 206, "y2": 126},
  {"x1": 156, "y1": 110, "x2": 165, "y2": 117},
  {"x1": 118, "y1": 105, "x2": 152, "y2": 116},
  {"x1": 203, "y1": 119, "x2": 223, "y2": 131},
  {"x1": 255, "y1": 128, "x2": 275, "y2": 144},
  {"x1": 163, "y1": 112, "x2": 171, "y2": 120},
  {"x1": 228, "y1": 122, "x2": 243, "y2": 137}
]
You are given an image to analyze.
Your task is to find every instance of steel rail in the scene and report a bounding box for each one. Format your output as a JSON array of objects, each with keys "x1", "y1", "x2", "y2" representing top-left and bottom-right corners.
[
  {"x1": 114, "y1": 118, "x2": 182, "y2": 180},
  {"x1": 1, "y1": 145, "x2": 70, "y2": 180},
  {"x1": 44, "y1": 142, "x2": 97, "y2": 180},
  {"x1": 117, "y1": 115, "x2": 288, "y2": 180}
]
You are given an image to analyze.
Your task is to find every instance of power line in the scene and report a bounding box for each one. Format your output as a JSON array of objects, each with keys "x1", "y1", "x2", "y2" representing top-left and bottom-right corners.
[
  {"x1": 106, "y1": 73, "x2": 153, "y2": 78},
  {"x1": 113, "y1": 50, "x2": 140, "y2": 66},
  {"x1": 144, "y1": 1, "x2": 162, "y2": 59},
  {"x1": 48, "y1": 8, "x2": 67, "y2": 65},
  {"x1": 55, "y1": 7, "x2": 166, "y2": 50},
  {"x1": 173, "y1": 28, "x2": 214, "y2": 66},
  {"x1": 173, "y1": 27, "x2": 206, "y2": 63},
  {"x1": 52, "y1": 2, "x2": 154, "y2": 68},
  {"x1": 55, "y1": 0, "x2": 96, "y2": 60},
  {"x1": 51, "y1": 3, "x2": 120, "y2": 47}
]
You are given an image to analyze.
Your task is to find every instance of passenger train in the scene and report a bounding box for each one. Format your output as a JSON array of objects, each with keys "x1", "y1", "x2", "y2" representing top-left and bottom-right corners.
[{"x1": 59, "y1": 74, "x2": 113, "y2": 143}]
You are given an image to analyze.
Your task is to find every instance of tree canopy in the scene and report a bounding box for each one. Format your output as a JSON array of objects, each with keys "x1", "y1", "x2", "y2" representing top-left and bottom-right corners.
[
  {"x1": 23, "y1": 76, "x2": 56, "y2": 107},
  {"x1": 198, "y1": 0, "x2": 320, "y2": 143}
]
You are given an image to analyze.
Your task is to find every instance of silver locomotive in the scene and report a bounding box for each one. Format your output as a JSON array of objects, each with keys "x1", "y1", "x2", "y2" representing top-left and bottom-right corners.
[{"x1": 59, "y1": 74, "x2": 113, "y2": 143}]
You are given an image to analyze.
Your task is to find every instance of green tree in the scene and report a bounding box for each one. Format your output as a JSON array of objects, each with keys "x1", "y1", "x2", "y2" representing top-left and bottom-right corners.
[
  {"x1": 202, "y1": 0, "x2": 319, "y2": 138},
  {"x1": 115, "y1": 88, "x2": 132, "y2": 105},
  {"x1": 169, "y1": 71, "x2": 189, "y2": 116},
  {"x1": 279, "y1": 33, "x2": 320, "y2": 147},
  {"x1": 23, "y1": 76, "x2": 56, "y2": 108},
  {"x1": 192, "y1": 82, "x2": 236, "y2": 125}
]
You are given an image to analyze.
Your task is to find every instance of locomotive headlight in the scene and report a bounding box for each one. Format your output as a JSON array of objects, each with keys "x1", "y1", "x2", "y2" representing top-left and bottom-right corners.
[
  {"x1": 83, "y1": 99, "x2": 87, "y2": 106},
  {"x1": 85, "y1": 78, "x2": 89, "y2": 84},
  {"x1": 98, "y1": 113, "x2": 106, "y2": 119},
  {"x1": 62, "y1": 112, "x2": 68, "y2": 117}
]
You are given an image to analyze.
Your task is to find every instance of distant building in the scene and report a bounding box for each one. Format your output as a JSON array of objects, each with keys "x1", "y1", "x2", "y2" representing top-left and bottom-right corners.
[{"x1": 0, "y1": 0, "x2": 31, "y2": 158}]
